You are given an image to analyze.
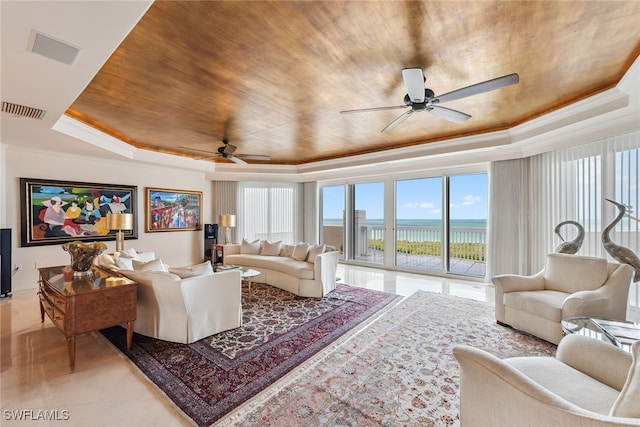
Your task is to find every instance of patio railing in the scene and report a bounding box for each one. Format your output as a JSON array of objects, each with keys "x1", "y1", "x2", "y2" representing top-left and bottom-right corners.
[{"x1": 323, "y1": 224, "x2": 487, "y2": 277}]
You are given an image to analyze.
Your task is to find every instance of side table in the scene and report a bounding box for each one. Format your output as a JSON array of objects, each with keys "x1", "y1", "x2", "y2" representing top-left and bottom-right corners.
[{"x1": 38, "y1": 265, "x2": 137, "y2": 372}]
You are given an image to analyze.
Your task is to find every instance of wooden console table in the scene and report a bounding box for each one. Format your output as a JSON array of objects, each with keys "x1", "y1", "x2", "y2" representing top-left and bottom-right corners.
[{"x1": 38, "y1": 265, "x2": 137, "y2": 372}]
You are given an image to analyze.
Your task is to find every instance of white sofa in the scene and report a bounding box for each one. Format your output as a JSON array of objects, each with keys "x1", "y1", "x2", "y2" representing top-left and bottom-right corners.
[
  {"x1": 492, "y1": 253, "x2": 634, "y2": 344},
  {"x1": 96, "y1": 251, "x2": 242, "y2": 344},
  {"x1": 223, "y1": 239, "x2": 339, "y2": 297},
  {"x1": 454, "y1": 334, "x2": 640, "y2": 426}
]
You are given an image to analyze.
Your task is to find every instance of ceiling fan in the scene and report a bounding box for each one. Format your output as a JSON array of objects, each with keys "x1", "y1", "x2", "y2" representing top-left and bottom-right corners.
[
  {"x1": 178, "y1": 138, "x2": 271, "y2": 165},
  {"x1": 340, "y1": 68, "x2": 519, "y2": 132}
]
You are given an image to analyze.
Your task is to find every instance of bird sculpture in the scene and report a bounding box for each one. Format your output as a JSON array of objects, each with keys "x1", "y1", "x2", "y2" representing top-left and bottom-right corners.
[
  {"x1": 554, "y1": 220, "x2": 585, "y2": 254},
  {"x1": 602, "y1": 199, "x2": 640, "y2": 282}
]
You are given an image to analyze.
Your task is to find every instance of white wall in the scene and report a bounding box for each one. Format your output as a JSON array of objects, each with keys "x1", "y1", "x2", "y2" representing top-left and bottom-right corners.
[{"x1": 4, "y1": 146, "x2": 216, "y2": 292}]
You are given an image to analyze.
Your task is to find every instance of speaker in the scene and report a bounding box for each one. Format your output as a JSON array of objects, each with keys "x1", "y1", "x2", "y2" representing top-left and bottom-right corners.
[
  {"x1": 0, "y1": 228, "x2": 12, "y2": 298},
  {"x1": 204, "y1": 224, "x2": 218, "y2": 262},
  {"x1": 204, "y1": 223, "x2": 218, "y2": 240}
]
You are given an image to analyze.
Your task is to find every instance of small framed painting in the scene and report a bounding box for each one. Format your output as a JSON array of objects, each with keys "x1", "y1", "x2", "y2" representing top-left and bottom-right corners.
[
  {"x1": 146, "y1": 187, "x2": 202, "y2": 232},
  {"x1": 20, "y1": 177, "x2": 137, "y2": 247}
]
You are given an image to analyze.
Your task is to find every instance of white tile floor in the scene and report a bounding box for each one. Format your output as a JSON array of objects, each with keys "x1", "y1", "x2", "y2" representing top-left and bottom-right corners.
[{"x1": 0, "y1": 264, "x2": 493, "y2": 426}]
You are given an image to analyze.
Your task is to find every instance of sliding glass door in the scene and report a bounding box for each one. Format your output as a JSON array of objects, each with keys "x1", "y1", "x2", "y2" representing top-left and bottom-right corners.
[
  {"x1": 353, "y1": 182, "x2": 384, "y2": 265},
  {"x1": 321, "y1": 185, "x2": 345, "y2": 259},
  {"x1": 395, "y1": 177, "x2": 443, "y2": 272},
  {"x1": 447, "y1": 174, "x2": 488, "y2": 276},
  {"x1": 320, "y1": 172, "x2": 487, "y2": 277}
]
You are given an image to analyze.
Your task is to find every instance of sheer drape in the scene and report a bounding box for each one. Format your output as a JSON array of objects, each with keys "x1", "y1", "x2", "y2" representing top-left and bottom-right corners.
[
  {"x1": 213, "y1": 181, "x2": 237, "y2": 242},
  {"x1": 488, "y1": 158, "x2": 530, "y2": 277},
  {"x1": 490, "y1": 130, "x2": 640, "y2": 319},
  {"x1": 237, "y1": 181, "x2": 303, "y2": 244}
]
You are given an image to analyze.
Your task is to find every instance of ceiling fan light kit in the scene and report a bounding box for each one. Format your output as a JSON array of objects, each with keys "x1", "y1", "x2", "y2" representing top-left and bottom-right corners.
[{"x1": 340, "y1": 68, "x2": 519, "y2": 132}]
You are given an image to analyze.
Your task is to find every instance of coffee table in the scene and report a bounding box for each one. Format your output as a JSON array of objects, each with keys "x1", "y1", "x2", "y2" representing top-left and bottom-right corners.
[
  {"x1": 561, "y1": 316, "x2": 640, "y2": 353},
  {"x1": 241, "y1": 268, "x2": 260, "y2": 291}
]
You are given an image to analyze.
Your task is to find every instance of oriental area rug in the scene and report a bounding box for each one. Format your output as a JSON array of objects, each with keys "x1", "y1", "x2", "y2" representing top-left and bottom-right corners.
[
  {"x1": 100, "y1": 282, "x2": 401, "y2": 427},
  {"x1": 217, "y1": 290, "x2": 557, "y2": 427}
]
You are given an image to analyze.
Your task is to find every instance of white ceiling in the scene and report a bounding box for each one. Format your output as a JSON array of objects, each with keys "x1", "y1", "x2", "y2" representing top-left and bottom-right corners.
[{"x1": 2, "y1": 1, "x2": 639, "y2": 183}]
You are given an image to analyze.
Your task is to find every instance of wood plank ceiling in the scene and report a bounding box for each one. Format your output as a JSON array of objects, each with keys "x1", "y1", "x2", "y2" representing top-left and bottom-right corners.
[{"x1": 67, "y1": 1, "x2": 640, "y2": 165}]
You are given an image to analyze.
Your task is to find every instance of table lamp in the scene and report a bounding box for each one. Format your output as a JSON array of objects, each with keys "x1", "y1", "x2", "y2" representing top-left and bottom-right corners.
[
  {"x1": 219, "y1": 214, "x2": 236, "y2": 244},
  {"x1": 106, "y1": 213, "x2": 134, "y2": 252}
]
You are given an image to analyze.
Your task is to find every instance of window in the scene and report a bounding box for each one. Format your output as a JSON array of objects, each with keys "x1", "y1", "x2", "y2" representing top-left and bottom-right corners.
[
  {"x1": 238, "y1": 182, "x2": 301, "y2": 243},
  {"x1": 321, "y1": 171, "x2": 488, "y2": 278}
]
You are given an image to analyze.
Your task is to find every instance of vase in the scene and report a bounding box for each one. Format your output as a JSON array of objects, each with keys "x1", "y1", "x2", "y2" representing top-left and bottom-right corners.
[{"x1": 62, "y1": 241, "x2": 107, "y2": 277}]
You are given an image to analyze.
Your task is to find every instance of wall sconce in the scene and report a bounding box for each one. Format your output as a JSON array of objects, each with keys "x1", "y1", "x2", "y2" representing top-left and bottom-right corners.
[
  {"x1": 219, "y1": 214, "x2": 236, "y2": 244},
  {"x1": 106, "y1": 213, "x2": 134, "y2": 252}
]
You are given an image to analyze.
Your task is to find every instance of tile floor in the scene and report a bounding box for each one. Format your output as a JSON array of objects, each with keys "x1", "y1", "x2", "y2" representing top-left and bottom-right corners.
[{"x1": 0, "y1": 264, "x2": 493, "y2": 426}]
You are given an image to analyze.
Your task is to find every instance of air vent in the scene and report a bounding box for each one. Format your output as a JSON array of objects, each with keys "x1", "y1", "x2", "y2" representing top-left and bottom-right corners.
[
  {"x1": 2, "y1": 101, "x2": 46, "y2": 120},
  {"x1": 28, "y1": 31, "x2": 81, "y2": 66}
]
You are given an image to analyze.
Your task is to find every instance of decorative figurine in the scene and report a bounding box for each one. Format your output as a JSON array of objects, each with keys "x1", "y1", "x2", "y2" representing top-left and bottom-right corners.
[
  {"x1": 554, "y1": 220, "x2": 585, "y2": 254},
  {"x1": 602, "y1": 199, "x2": 640, "y2": 282}
]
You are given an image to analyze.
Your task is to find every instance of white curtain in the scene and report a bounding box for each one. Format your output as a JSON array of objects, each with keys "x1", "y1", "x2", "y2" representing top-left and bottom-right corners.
[
  {"x1": 491, "y1": 130, "x2": 640, "y2": 320},
  {"x1": 488, "y1": 158, "x2": 530, "y2": 277},
  {"x1": 490, "y1": 130, "x2": 640, "y2": 276},
  {"x1": 213, "y1": 181, "x2": 237, "y2": 243},
  {"x1": 237, "y1": 181, "x2": 303, "y2": 244}
]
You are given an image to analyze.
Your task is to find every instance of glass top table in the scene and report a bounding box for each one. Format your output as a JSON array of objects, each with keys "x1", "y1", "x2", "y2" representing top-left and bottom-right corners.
[{"x1": 561, "y1": 317, "x2": 640, "y2": 353}]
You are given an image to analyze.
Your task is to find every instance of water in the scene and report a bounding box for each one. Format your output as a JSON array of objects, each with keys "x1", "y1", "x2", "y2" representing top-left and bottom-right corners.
[
  {"x1": 323, "y1": 218, "x2": 487, "y2": 243},
  {"x1": 323, "y1": 218, "x2": 486, "y2": 228}
]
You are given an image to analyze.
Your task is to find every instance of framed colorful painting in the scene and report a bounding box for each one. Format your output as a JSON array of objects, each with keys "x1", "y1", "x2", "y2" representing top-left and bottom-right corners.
[
  {"x1": 20, "y1": 177, "x2": 138, "y2": 247},
  {"x1": 146, "y1": 187, "x2": 202, "y2": 232}
]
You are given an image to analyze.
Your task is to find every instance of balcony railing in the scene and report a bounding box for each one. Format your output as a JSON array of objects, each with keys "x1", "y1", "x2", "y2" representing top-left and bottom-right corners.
[{"x1": 323, "y1": 224, "x2": 487, "y2": 277}]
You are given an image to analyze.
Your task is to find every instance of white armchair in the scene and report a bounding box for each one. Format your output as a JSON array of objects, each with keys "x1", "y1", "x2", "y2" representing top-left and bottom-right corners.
[
  {"x1": 453, "y1": 335, "x2": 640, "y2": 427},
  {"x1": 492, "y1": 253, "x2": 634, "y2": 344},
  {"x1": 120, "y1": 269, "x2": 242, "y2": 344}
]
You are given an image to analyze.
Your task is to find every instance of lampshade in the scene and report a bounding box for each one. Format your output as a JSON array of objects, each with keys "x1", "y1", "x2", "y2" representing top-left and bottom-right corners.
[
  {"x1": 219, "y1": 214, "x2": 236, "y2": 228},
  {"x1": 106, "y1": 213, "x2": 134, "y2": 252},
  {"x1": 106, "y1": 213, "x2": 134, "y2": 231}
]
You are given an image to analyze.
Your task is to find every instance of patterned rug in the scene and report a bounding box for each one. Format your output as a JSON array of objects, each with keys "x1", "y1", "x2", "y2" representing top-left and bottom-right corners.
[
  {"x1": 218, "y1": 290, "x2": 557, "y2": 426},
  {"x1": 100, "y1": 282, "x2": 401, "y2": 426}
]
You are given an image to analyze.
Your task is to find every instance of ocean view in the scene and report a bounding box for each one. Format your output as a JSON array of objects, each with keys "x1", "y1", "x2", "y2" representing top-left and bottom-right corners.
[
  {"x1": 323, "y1": 218, "x2": 487, "y2": 243},
  {"x1": 323, "y1": 218, "x2": 487, "y2": 228}
]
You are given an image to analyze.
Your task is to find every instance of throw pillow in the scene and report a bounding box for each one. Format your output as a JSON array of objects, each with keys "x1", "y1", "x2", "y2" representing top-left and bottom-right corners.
[
  {"x1": 240, "y1": 238, "x2": 261, "y2": 255},
  {"x1": 168, "y1": 267, "x2": 193, "y2": 279},
  {"x1": 610, "y1": 340, "x2": 640, "y2": 418},
  {"x1": 280, "y1": 244, "x2": 295, "y2": 257},
  {"x1": 96, "y1": 253, "x2": 116, "y2": 270},
  {"x1": 190, "y1": 260, "x2": 214, "y2": 276},
  {"x1": 306, "y1": 244, "x2": 325, "y2": 262},
  {"x1": 261, "y1": 240, "x2": 282, "y2": 256},
  {"x1": 118, "y1": 247, "x2": 138, "y2": 258},
  {"x1": 291, "y1": 242, "x2": 309, "y2": 261},
  {"x1": 132, "y1": 258, "x2": 168, "y2": 272},
  {"x1": 169, "y1": 261, "x2": 214, "y2": 279},
  {"x1": 136, "y1": 252, "x2": 156, "y2": 263},
  {"x1": 114, "y1": 252, "x2": 135, "y2": 270}
]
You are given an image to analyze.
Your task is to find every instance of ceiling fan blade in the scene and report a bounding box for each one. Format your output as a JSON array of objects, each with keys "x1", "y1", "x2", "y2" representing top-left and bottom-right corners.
[
  {"x1": 340, "y1": 105, "x2": 407, "y2": 114},
  {"x1": 427, "y1": 105, "x2": 471, "y2": 123},
  {"x1": 381, "y1": 110, "x2": 413, "y2": 132},
  {"x1": 402, "y1": 68, "x2": 425, "y2": 103},
  {"x1": 177, "y1": 145, "x2": 219, "y2": 155},
  {"x1": 236, "y1": 154, "x2": 272, "y2": 160},
  {"x1": 433, "y1": 73, "x2": 519, "y2": 104},
  {"x1": 229, "y1": 155, "x2": 248, "y2": 165}
]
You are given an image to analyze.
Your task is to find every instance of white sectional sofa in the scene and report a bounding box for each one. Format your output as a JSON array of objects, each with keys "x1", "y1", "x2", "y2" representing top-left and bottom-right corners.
[
  {"x1": 96, "y1": 250, "x2": 242, "y2": 344},
  {"x1": 223, "y1": 239, "x2": 339, "y2": 298}
]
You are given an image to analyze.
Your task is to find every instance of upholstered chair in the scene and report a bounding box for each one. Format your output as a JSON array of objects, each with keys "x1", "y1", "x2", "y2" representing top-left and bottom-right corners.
[
  {"x1": 453, "y1": 335, "x2": 640, "y2": 427},
  {"x1": 492, "y1": 253, "x2": 634, "y2": 344}
]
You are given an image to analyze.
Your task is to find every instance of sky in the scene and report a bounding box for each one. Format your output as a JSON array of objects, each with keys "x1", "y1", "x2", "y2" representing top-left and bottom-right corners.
[{"x1": 322, "y1": 173, "x2": 488, "y2": 220}]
